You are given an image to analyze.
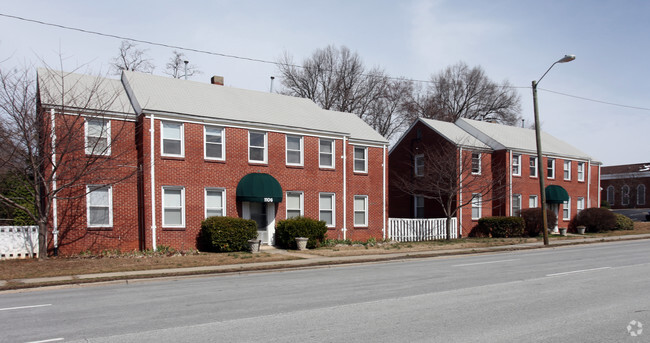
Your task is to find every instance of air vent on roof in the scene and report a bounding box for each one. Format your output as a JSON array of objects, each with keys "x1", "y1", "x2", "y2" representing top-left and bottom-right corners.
[{"x1": 211, "y1": 76, "x2": 224, "y2": 86}]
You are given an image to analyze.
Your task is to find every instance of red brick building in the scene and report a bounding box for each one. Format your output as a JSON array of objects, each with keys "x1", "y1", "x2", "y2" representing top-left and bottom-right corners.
[
  {"x1": 389, "y1": 118, "x2": 601, "y2": 236},
  {"x1": 601, "y1": 163, "x2": 649, "y2": 209},
  {"x1": 38, "y1": 69, "x2": 388, "y2": 254}
]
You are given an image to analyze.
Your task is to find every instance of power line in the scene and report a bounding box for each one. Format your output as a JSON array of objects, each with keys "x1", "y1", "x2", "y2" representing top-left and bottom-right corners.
[{"x1": 539, "y1": 88, "x2": 650, "y2": 112}]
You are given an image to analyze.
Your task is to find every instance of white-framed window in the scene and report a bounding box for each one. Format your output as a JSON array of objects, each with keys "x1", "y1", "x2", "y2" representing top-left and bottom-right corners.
[
  {"x1": 204, "y1": 126, "x2": 225, "y2": 160},
  {"x1": 319, "y1": 193, "x2": 335, "y2": 227},
  {"x1": 512, "y1": 194, "x2": 522, "y2": 216},
  {"x1": 286, "y1": 191, "x2": 303, "y2": 219},
  {"x1": 577, "y1": 197, "x2": 585, "y2": 214},
  {"x1": 622, "y1": 185, "x2": 630, "y2": 206},
  {"x1": 607, "y1": 185, "x2": 615, "y2": 205},
  {"x1": 86, "y1": 185, "x2": 112, "y2": 227},
  {"x1": 354, "y1": 146, "x2": 368, "y2": 173},
  {"x1": 205, "y1": 188, "x2": 225, "y2": 218},
  {"x1": 471, "y1": 193, "x2": 482, "y2": 220},
  {"x1": 286, "y1": 135, "x2": 303, "y2": 166},
  {"x1": 319, "y1": 139, "x2": 335, "y2": 169},
  {"x1": 512, "y1": 154, "x2": 521, "y2": 176},
  {"x1": 414, "y1": 154, "x2": 424, "y2": 177},
  {"x1": 471, "y1": 152, "x2": 481, "y2": 175},
  {"x1": 638, "y1": 184, "x2": 646, "y2": 206},
  {"x1": 414, "y1": 195, "x2": 425, "y2": 218},
  {"x1": 161, "y1": 121, "x2": 184, "y2": 157},
  {"x1": 564, "y1": 160, "x2": 571, "y2": 180},
  {"x1": 547, "y1": 158, "x2": 555, "y2": 179},
  {"x1": 529, "y1": 156, "x2": 538, "y2": 178},
  {"x1": 162, "y1": 186, "x2": 185, "y2": 228},
  {"x1": 85, "y1": 118, "x2": 110, "y2": 155},
  {"x1": 529, "y1": 195, "x2": 538, "y2": 208},
  {"x1": 354, "y1": 195, "x2": 368, "y2": 227},
  {"x1": 249, "y1": 131, "x2": 267, "y2": 163},
  {"x1": 577, "y1": 162, "x2": 585, "y2": 182},
  {"x1": 563, "y1": 197, "x2": 571, "y2": 220}
]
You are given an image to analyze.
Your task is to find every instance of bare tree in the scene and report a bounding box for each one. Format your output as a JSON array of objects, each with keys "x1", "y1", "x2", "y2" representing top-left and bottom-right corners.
[
  {"x1": 411, "y1": 62, "x2": 521, "y2": 125},
  {"x1": 164, "y1": 50, "x2": 201, "y2": 79},
  {"x1": 277, "y1": 45, "x2": 412, "y2": 140},
  {"x1": 0, "y1": 63, "x2": 138, "y2": 258},
  {"x1": 110, "y1": 40, "x2": 155, "y2": 75}
]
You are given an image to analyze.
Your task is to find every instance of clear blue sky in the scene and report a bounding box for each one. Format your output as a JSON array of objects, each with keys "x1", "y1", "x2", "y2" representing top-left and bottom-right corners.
[{"x1": 1, "y1": 0, "x2": 648, "y2": 166}]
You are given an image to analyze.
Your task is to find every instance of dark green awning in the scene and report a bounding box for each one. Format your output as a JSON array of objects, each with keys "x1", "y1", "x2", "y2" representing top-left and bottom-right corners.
[
  {"x1": 545, "y1": 185, "x2": 569, "y2": 204},
  {"x1": 236, "y1": 173, "x2": 283, "y2": 203}
]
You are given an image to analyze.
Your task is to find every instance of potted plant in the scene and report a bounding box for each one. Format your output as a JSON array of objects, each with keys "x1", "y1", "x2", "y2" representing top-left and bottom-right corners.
[
  {"x1": 295, "y1": 237, "x2": 309, "y2": 251},
  {"x1": 576, "y1": 225, "x2": 586, "y2": 235}
]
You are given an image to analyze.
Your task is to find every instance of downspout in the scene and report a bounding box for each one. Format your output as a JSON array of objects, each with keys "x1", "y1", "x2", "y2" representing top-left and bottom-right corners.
[
  {"x1": 382, "y1": 144, "x2": 387, "y2": 240},
  {"x1": 509, "y1": 150, "x2": 513, "y2": 216},
  {"x1": 587, "y1": 160, "x2": 592, "y2": 208},
  {"x1": 342, "y1": 137, "x2": 347, "y2": 240},
  {"x1": 50, "y1": 109, "x2": 58, "y2": 255},
  {"x1": 150, "y1": 114, "x2": 157, "y2": 251},
  {"x1": 458, "y1": 147, "x2": 463, "y2": 238}
]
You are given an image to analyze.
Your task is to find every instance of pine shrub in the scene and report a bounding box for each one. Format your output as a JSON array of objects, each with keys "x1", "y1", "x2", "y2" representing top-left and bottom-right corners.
[
  {"x1": 614, "y1": 213, "x2": 634, "y2": 230},
  {"x1": 199, "y1": 216, "x2": 258, "y2": 252},
  {"x1": 275, "y1": 216, "x2": 328, "y2": 249}
]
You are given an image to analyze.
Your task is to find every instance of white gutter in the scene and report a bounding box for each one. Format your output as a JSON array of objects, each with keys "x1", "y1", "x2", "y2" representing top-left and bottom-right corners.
[
  {"x1": 458, "y1": 147, "x2": 463, "y2": 238},
  {"x1": 382, "y1": 144, "x2": 387, "y2": 240},
  {"x1": 150, "y1": 114, "x2": 157, "y2": 251},
  {"x1": 508, "y1": 150, "x2": 513, "y2": 216},
  {"x1": 50, "y1": 109, "x2": 58, "y2": 251},
  {"x1": 342, "y1": 137, "x2": 347, "y2": 240},
  {"x1": 587, "y1": 160, "x2": 592, "y2": 208}
]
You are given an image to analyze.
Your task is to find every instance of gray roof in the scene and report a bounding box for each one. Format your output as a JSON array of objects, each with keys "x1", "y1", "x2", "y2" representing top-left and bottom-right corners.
[
  {"x1": 37, "y1": 68, "x2": 134, "y2": 115},
  {"x1": 420, "y1": 118, "x2": 490, "y2": 150},
  {"x1": 122, "y1": 71, "x2": 387, "y2": 144}
]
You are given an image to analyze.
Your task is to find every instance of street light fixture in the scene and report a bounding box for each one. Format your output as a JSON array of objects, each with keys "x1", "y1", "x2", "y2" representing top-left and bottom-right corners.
[{"x1": 532, "y1": 54, "x2": 575, "y2": 246}]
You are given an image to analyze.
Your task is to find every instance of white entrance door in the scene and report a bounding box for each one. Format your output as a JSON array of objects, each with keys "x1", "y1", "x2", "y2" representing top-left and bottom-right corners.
[
  {"x1": 549, "y1": 203, "x2": 559, "y2": 233},
  {"x1": 243, "y1": 202, "x2": 276, "y2": 245}
]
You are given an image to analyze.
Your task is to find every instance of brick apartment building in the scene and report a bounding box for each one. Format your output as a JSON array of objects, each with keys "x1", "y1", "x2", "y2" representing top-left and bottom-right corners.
[
  {"x1": 601, "y1": 163, "x2": 649, "y2": 209},
  {"x1": 389, "y1": 118, "x2": 601, "y2": 236},
  {"x1": 38, "y1": 69, "x2": 388, "y2": 255}
]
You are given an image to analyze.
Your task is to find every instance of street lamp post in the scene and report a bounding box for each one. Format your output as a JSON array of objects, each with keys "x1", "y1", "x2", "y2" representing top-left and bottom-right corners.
[{"x1": 532, "y1": 54, "x2": 575, "y2": 246}]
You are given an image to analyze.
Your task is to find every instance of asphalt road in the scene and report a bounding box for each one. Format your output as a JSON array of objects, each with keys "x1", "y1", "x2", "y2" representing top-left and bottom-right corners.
[{"x1": 2, "y1": 240, "x2": 650, "y2": 342}]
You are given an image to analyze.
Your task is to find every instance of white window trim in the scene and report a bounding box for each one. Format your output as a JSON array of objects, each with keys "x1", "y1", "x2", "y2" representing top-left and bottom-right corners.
[
  {"x1": 471, "y1": 152, "x2": 481, "y2": 175},
  {"x1": 577, "y1": 162, "x2": 585, "y2": 182},
  {"x1": 577, "y1": 197, "x2": 585, "y2": 214},
  {"x1": 85, "y1": 118, "x2": 111, "y2": 156},
  {"x1": 354, "y1": 195, "x2": 368, "y2": 227},
  {"x1": 161, "y1": 121, "x2": 184, "y2": 157},
  {"x1": 529, "y1": 156, "x2": 538, "y2": 178},
  {"x1": 319, "y1": 139, "x2": 335, "y2": 169},
  {"x1": 622, "y1": 185, "x2": 630, "y2": 206},
  {"x1": 607, "y1": 185, "x2": 615, "y2": 205},
  {"x1": 414, "y1": 195, "x2": 425, "y2": 218},
  {"x1": 204, "y1": 188, "x2": 226, "y2": 218},
  {"x1": 204, "y1": 125, "x2": 225, "y2": 161},
  {"x1": 547, "y1": 159, "x2": 555, "y2": 179},
  {"x1": 512, "y1": 154, "x2": 521, "y2": 176},
  {"x1": 471, "y1": 193, "x2": 482, "y2": 220},
  {"x1": 86, "y1": 185, "x2": 113, "y2": 228},
  {"x1": 512, "y1": 194, "x2": 522, "y2": 216},
  {"x1": 162, "y1": 186, "x2": 185, "y2": 228},
  {"x1": 564, "y1": 160, "x2": 572, "y2": 181},
  {"x1": 286, "y1": 191, "x2": 304, "y2": 218},
  {"x1": 563, "y1": 197, "x2": 571, "y2": 221},
  {"x1": 414, "y1": 154, "x2": 424, "y2": 177},
  {"x1": 319, "y1": 192, "x2": 336, "y2": 227},
  {"x1": 248, "y1": 131, "x2": 268, "y2": 164},
  {"x1": 353, "y1": 146, "x2": 368, "y2": 173},
  {"x1": 529, "y1": 195, "x2": 538, "y2": 208},
  {"x1": 285, "y1": 135, "x2": 304, "y2": 167}
]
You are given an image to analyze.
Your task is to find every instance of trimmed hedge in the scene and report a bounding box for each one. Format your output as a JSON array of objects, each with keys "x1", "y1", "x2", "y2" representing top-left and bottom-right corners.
[
  {"x1": 275, "y1": 216, "x2": 328, "y2": 249},
  {"x1": 573, "y1": 208, "x2": 617, "y2": 233},
  {"x1": 614, "y1": 213, "x2": 634, "y2": 230},
  {"x1": 520, "y1": 208, "x2": 558, "y2": 237},
  {"x1": 474, "y1": 216, "x2": 525, "y2": 238},
  {"x1": 199, "y1": 216, "x2": 258, "y2": 252}
]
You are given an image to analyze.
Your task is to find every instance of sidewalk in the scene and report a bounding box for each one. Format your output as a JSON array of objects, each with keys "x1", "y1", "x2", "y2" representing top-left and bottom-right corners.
[{"x1": 3, "y1": 233, "x2": 650, "y2": 290}]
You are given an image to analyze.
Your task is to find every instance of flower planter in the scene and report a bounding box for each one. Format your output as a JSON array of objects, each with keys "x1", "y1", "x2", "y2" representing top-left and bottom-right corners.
[
  {"x1": 248, "y1": 239, "x2": 261, "y2": 253},
  {"x1": 295, "y1": 237, "x2": 309, "y2": 251},
  {"x1": 577, "y1": 226, "x2": 586, "y2": 235},
  {"x1": 559, "y1": 228, "x2": 567, "y2": 236}
]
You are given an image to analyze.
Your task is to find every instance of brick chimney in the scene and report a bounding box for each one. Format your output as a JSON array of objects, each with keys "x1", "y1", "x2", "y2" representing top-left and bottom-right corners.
[{"x1": 211, "y1": 76, "x2": 224, "y2": 86}]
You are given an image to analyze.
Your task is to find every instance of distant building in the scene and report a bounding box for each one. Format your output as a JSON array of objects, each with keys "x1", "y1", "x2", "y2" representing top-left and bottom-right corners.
[{"x1": 601, "y1": 163, "x2": 650, "y2": 209}]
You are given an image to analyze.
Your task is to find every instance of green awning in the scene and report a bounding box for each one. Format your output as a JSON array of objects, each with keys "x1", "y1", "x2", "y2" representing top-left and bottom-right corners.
[
  {"x1": 236, "y1": 173, "x2": 283, "y2": 203},
  {"x1": 545, "y1": 185, "x2": 569, "y2": 204}
]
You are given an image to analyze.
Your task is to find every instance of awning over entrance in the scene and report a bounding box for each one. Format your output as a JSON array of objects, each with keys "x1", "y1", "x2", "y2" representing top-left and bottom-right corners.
[
  {"x1": 545, "y1": 185, "x2": 569, "y2": 204},
  {"x1": 236, "y1": 173, "x2": 283, "y2": 203}
]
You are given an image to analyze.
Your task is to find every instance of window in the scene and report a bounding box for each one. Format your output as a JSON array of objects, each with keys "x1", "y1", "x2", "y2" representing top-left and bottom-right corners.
[
  {"x1": 354, "y1": 146, "x2": 368, "y2": 173},
  {"x1": 85, "y1": 118, "x2": 110, "y2": 155},
  {"x1": 563, "y1": 160, "x2": 571, "y2": 180},
  {"x1": 87, "y1": 185, "x2": 112, "y2": 227},
  {"x1": 204, "y1": 126, "x2": 224, "y2": 160},
  {"x1": 607, "y1": 186, "x2": 615, "y2": 205},
  {"x1": 471, "y1": 152, "x2": 481, "y2": 174},
  {"x1": 471, "y1": 194, "x2": 482, "y2": 220},
  {"x1": 319, "y1": 139, "x2": 335, "y2": 168},
  {"x1": 622, "y1": 185, "x2": 630, "y2": 206},
  {"x1": 161, "y1": 121, "x2": 184, "y2": 157},
  {"x1": 249, "y1": 131, "x2": 267, "y2": 163},
  {"x1": 547, "y1": 159, "x2": 555, "y2": 179},
  {"x1": 577, "y1": 197, "x2": 585, "y2": 214},
  {"x1": 638, "y1": 184, "x2": 646, "y2": 205},
  {"x1": 319, "y1": 193, "x2": 335, "y2": 227},
  {"x1": 563, "y1": 197, "x2": 571, "y2": 220},
  {"x1": 162, "y1": 186, "x2": 185, "y2": 228},
  {"x1": 205, "y1": 188, "x2": 225, "y2": 218},
  {"x1": 286, "y1": 135, "x2": 303, "y2": 166},
  {"x1": 286, "y1": 191, "x2": 303, "y2": 218},
  {"x1": 529, "y1": 156, "x2": 538, "y2": 177},
  {"x1": 512, "y1": 154, "x2": 521, "y2": 176},
  {"x1": 414, "y1": 154, "x2": 424, "y2": 177},
  {"x1": 414, "y1": 195, "x2": 424, "y2": 218},
  {"x1": 354, "y1": 195, "x2": 368, "y2": 226},
  {"x1": 577, "y1": 162, "x2": 585, "y2": 182},
  {"x1": 512, "y1": 194, "x2": 522, "y2": 216},
  {"x1": 529, "y1": 195, "x2": 538, "y2": 208}
]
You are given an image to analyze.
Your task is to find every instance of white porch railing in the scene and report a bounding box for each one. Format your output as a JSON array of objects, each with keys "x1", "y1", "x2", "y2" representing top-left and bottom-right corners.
[
  {"x1": 388, "y1": 218, "x2": 457, "y2": 242},
  {"x1": 0, "y1": 226, "x2": 39, "y2": 259}
]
